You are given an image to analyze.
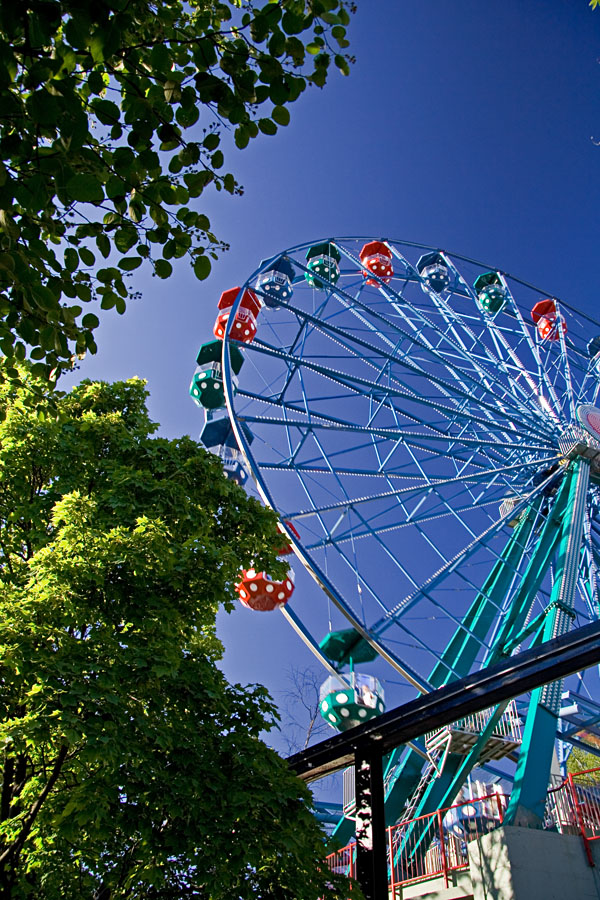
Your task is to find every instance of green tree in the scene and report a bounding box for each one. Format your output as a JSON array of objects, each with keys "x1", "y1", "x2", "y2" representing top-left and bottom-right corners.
[
  {"x1": 0, "y1": 0, "x2": 354, "y2": 380},
  {"x1": 0, "y1": 363, "x2": 353, "y2": 899},
  {"x1": 567, "y1": 745, "x2": 600, "y2": 784}
]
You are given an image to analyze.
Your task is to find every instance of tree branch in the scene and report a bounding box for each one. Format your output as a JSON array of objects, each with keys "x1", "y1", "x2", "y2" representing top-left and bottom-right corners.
[{"x1": 0, "y1": 743, "x2": 68, "y2": 869}]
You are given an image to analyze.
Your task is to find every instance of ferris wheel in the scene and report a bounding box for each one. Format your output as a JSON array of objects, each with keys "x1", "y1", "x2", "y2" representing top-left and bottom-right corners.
[{"x1": 191, "y1": 237, "x2": 600, "y2": 830}]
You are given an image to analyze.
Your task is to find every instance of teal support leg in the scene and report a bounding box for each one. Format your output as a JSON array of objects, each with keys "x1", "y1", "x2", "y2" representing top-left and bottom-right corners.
[
  {"x1": 430, "y1": 504, "x2": 540, "y2": 688},
  {"x1": 485, "y1": 473, "x2": 572, "y2": 666},
  {"x1": 376, "y1": 508, "x2": 539, "y2": 830},
  {"x1": 504, "y1": 459, "x2": 591, "y2": 827}
]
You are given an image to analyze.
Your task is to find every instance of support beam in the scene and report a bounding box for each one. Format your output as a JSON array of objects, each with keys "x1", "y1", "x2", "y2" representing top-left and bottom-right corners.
[
  {"x1": 287, "y1": 618, "x2": 600, "y2": 782},
  {"x1": 290, "y1": 619, "x2": 600, "y2": 900},
  {"x1": 376, "y1": 506, "x2": 541, "y2": 832},
  {"x1": 354, "y1": 746, "x2": 387, "y2": 900},
  {"x1": 505, "y1": 460, "x2": 591, "y2": 826}
]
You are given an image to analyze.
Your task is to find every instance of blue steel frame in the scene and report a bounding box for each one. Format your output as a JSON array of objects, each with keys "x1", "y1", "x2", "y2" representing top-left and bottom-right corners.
[{"x1": 216, "y1": 237, "x2": 600, "y2": 828}]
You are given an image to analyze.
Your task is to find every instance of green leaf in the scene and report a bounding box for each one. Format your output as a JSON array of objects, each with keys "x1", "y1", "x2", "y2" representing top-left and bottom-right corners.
[
  {"x1": 64, "y1": 248, "x2": 79, "y2": 272},
  {"x1": 258, "y1": 118, "x2": 277, "y2": 136},
  {"x1": 281, "y1": 11, "x2": 306, "y2": 35},
  {"x1": 81, "y1": 313, "x2": 99, "y2": 328},
  {"x1": 334, "y1": 54, "x2": 350, "y2": 76},
  {"x1": 203, "y1": 133, "x2": 220, "y2": 151},
  {"x1": 268, "y1": 31, "x2": 286, "y2": 58},
  {"x1": 100, "y1": 291, "x2": 118, "y2": 309},
  {"x1": 193, "y1": 256, "x2": 211, "y2": 281},
  {"x1": 114, "y1": 228, "x2": 137, "y2": 254},
  {"x1": 66, "y1": 175, "x2": 104, "y2": 204},
  {"x1": 91, "y1": 99, "x2": 121, "y2": 125},
  {"x1": 154, "y1": 259, "x2": 173, "y2": 279},
  {"x1": 271, "y1": 106, "x2": 290, "y2": 126},
  {"x1": 96, "y1": 234, "x2": 111, "y2": 259},
  {"x1": 79, "y1": 247, "x2": 96, "y2": 266},
  {"x1": 234, "y1": 126, "x2": 250, "y2": 150},
  {"x1": 75, "y1": 283, "x2": 92, "y2": 302},
  {"x1": 118, "y1": 256, "x2": 142, "y2": 272},
  {"x1": 211, "y1": 150, "x2": 224, "y2": 169}
]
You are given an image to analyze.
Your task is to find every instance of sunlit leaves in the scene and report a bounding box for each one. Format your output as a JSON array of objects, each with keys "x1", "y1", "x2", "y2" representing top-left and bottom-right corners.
[{"x1": 0, "y1": 370, "x2": 354, "y2": 898}]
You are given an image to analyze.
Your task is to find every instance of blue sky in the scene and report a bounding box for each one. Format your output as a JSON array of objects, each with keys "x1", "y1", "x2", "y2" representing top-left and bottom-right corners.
[{"x1": 65, "y1": 0, "x2": 600, "y2": 748}]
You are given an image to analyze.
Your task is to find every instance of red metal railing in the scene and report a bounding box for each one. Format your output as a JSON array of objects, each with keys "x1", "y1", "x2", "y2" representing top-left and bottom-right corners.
[
  {"x1": 545, "y1": 766, "x2": 600, "y2": 866},
  {"x1": 388, "y1": 792, "x2": 507, "y2": 894},
  {"x1": 324, "y1": 841, "x2": 356, "y2": 882},
  {"x1": 326, "y1": 768, "x2": 600, "y2": 898},
  {"x1": 324, "y1": 791, "x2": 508, "y2": 897}
]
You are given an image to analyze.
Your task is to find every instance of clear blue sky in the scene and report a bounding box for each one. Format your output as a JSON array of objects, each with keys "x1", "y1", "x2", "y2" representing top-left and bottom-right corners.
[{"x1": 65, "y1": 0, "x2": 600, "y2": 748}]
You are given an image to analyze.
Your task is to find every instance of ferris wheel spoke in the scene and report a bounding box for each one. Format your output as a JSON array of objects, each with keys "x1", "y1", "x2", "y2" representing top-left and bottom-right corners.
[
  {"x1": 311, "y1": 500, "x2": 496, "y2": 670},
  {"x1": 494, "y1": 282, "x2": 566, "y2": 417},
  {"x1": 383, "y1": 248, "x2": 558, "y2": 431},
  {"x1": 383, "y1": 250, "x2": 554, "y2": 432},
  {"x1": 575, "y1": 364, "x2": 600, "y2": 409},
  {"x1": 236, "y1": 349, "x2": 556, "y2": 453},
  {"x1": 280, "y1": 261, "x2": 557, "y2": 439},
  {"x1": 281, "y1": 458, "x2": 553, "y2": 523},
  {"x1": 329, "y1": 274, "x2": 555, "y2": 438},
  {"x1": 366, "y1": 483, "x2": 549, "y2": 638},
  {"x1": 553, "y1": 309, "x2": 577, "y2": 421},
  {"x1": 237, "y1": 406, "x2": 553, "y2": 469}
]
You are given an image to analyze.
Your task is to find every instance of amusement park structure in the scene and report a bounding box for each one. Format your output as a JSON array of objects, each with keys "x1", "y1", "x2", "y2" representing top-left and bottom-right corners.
[{"x1": 189, "y1": 238, "x2": 600, "y2": 899}]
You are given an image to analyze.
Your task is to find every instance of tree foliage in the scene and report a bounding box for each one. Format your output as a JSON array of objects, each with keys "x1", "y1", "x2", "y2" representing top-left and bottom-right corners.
[
  {"x1": 0, "y1": 0, "x2": 354, "y2": 380},
  {"x1": 566, "y1": 744, "x2": 600, "y2": 784},
  {"x1": 0, "y1": 364, "x2": 353, "y2": 899}
]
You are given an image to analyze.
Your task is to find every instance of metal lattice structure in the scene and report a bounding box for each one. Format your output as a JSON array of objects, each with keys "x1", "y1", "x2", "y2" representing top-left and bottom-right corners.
[{"x1": 203, "y1": 237, "x2": 600, "y2": 829}]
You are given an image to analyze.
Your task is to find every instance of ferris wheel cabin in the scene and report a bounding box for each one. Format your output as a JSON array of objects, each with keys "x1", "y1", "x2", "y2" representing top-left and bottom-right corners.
[
  {"x1": 236, "y1": 566, "x2": 295, "y2": 612},
  {"x1": 256, "y1": 256, "x2": 295, "y2": 307},
  {"x1": 213, "y1": 287, "x2": 262, "y2": 343},
  {"x1": 531, "y1": 298, "x2": 567, "y2": 341},
  {"x1": 319, "y1": 673, "x2": 385, "y2": 731},
  {"x1": 416, "y1": 251, "x2": 451, "y2": 294},
  {"x1": 359, "y1": 240, "x2": 394, "y2": 285},
  {"x1": 473, "y1": 271, "x2": 507, "y2": 315},
  {"x1": 189, "y1": 340, "x2": 244, "y2": 410},
  {"x1": 305, "y1": 242, "x2": 341, "y2": 289}
]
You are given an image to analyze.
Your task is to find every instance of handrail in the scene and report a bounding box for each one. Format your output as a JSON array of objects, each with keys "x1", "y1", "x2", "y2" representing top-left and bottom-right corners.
[
  {"x1": 545, "y1": 765, "x2": 600, "y2": 867},
  {"x1": 326, "y1": 768, "x2": 600, "y2": 897},
  {"x1": 325, "y1": 791, "x2": 508, "y2": 895}
]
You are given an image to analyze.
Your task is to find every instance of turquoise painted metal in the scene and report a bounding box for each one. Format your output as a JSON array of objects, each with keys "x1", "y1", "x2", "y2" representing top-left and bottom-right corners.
[
  {"x1": 504, "y1": 459, "x2": 591, "y2": 826},
  {"x1": 320, "y1": 628, "x2": 378, "y2": 666}
]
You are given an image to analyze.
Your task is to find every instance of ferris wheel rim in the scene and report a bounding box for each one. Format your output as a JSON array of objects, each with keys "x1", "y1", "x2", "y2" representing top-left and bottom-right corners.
[{"x1": 219, "y1": 237, "x2": 600, "y2": 695}]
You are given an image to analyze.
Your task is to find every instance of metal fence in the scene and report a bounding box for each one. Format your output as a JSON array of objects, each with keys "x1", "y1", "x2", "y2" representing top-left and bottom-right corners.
[
  {"x1": 325, "y1": 767, "x2": 600, "y2": 898},
  {"x1": 324, "y1": 841, "x2": 356, "y2": 881},
  {"x1": 388, "y1": 792, "x2": 507, "y2": 894},
  {"x1": 324, "y1": 791, "x2": 508, "y2": 896},
  {"x1": 545, "y1": 766, "x2": 600, "y2": 865}
]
